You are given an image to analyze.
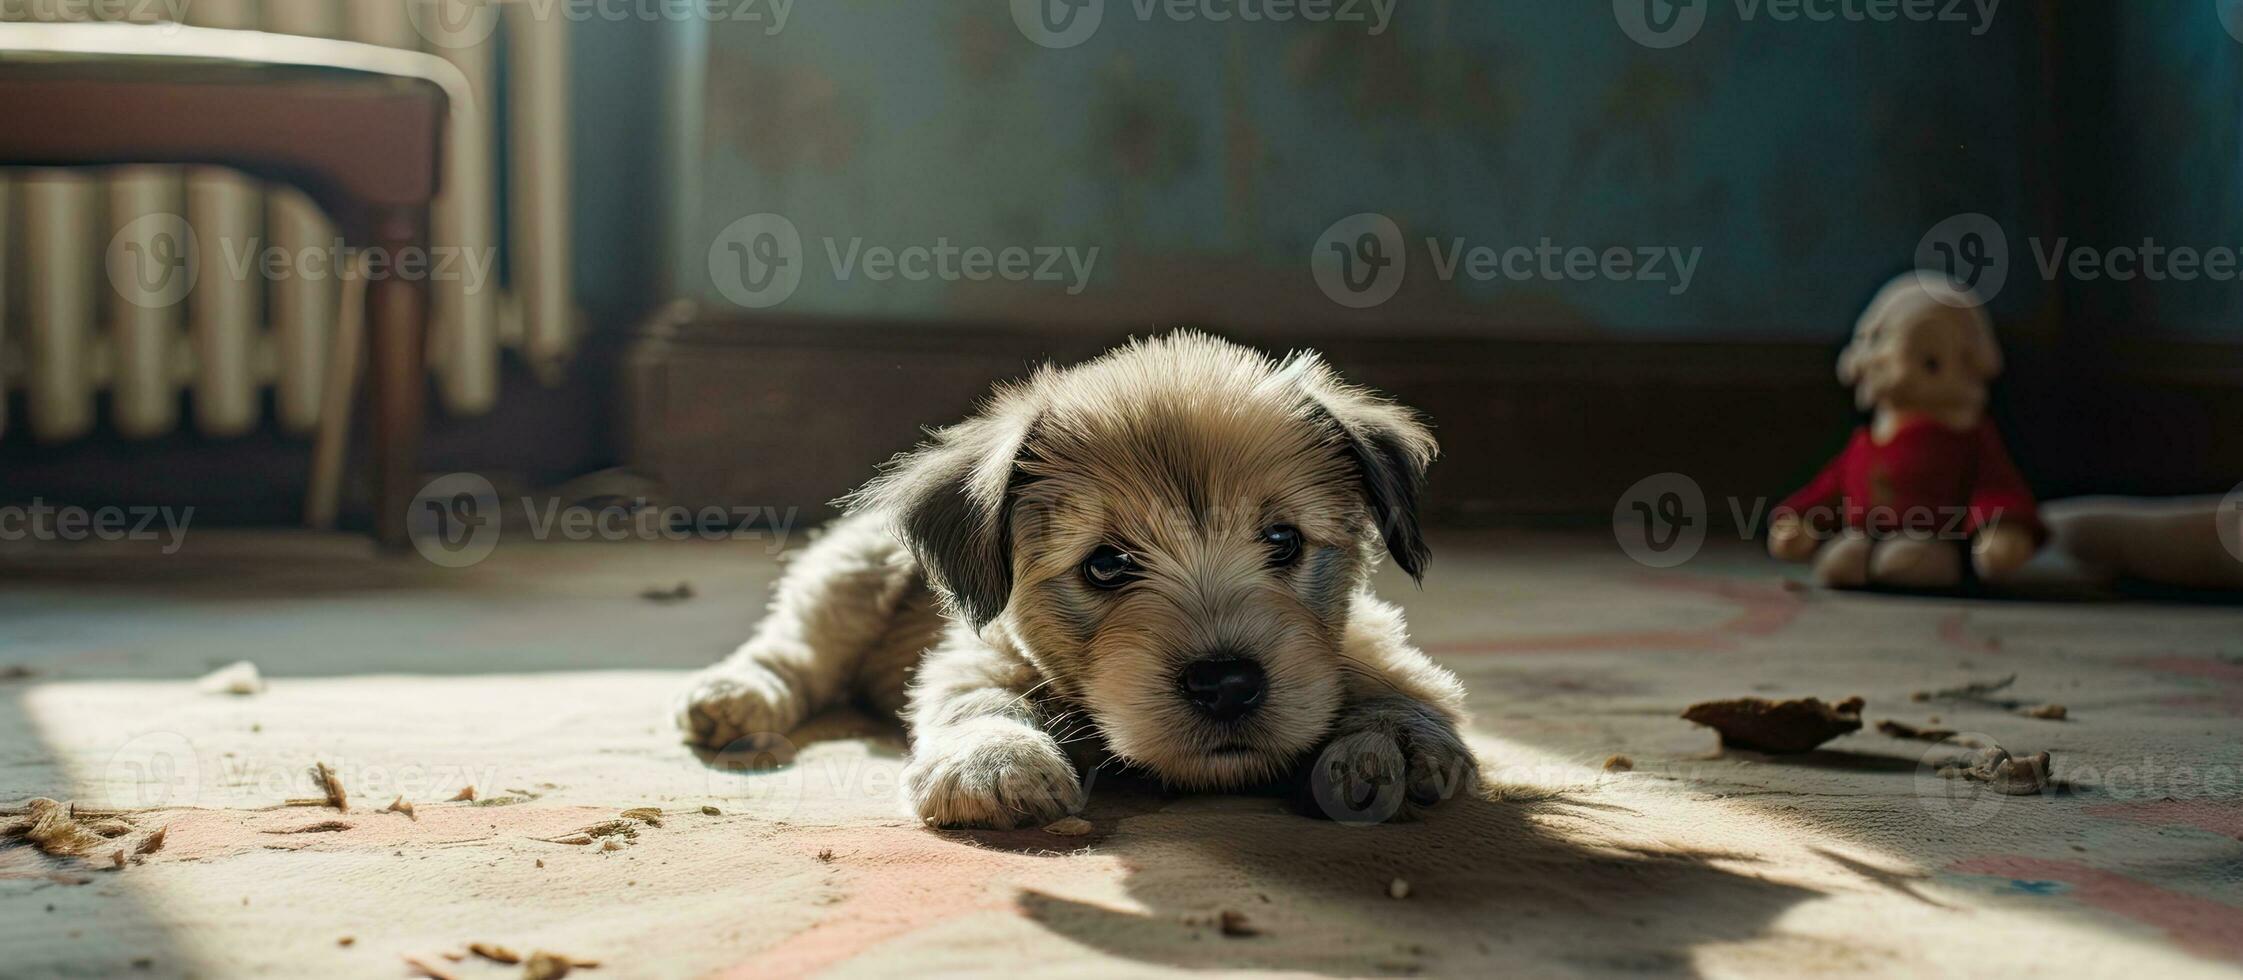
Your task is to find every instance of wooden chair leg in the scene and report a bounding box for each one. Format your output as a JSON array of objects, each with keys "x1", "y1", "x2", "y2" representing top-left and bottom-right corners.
[{"x1": 368, "y1": 206, "x2": 429, "y2": 549}]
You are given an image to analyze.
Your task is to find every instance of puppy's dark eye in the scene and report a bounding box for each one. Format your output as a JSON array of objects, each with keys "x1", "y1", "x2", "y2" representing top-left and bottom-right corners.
[
  {"x1": 1082, "y1": 545, "x2": 1137, "y2": 590},
  {"x1": 1261, "y1": 525, "x2": 1302, "y2": 567}
]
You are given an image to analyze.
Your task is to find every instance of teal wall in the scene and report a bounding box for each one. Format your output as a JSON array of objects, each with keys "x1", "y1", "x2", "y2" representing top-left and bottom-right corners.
[
  {"x1": 2068, "y1": 3, "x2": 2243, "y2": 340},
  {"x1": 661, "y1": 2, "x2": 2059, "y2": 338},
  {"x1": 633, "y1": 2, "x2": 2238, "y2": 342}
]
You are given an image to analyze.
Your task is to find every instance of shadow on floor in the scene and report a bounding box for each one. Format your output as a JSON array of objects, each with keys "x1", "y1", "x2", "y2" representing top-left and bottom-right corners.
[{"x1": 966, "y1": 785, "x2": 1822, "y2": 977}]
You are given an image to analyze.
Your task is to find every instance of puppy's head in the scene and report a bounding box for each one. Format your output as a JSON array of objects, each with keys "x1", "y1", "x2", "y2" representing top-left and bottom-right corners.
[{"x1": 854, "y1": 332, "x2": 1434, "y2": 789}]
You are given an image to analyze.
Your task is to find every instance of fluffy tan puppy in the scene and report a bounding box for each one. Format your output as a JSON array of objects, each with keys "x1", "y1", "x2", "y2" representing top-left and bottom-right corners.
[{"x1": 677, "y1": 332, "x2": 1476, "y2": 828}]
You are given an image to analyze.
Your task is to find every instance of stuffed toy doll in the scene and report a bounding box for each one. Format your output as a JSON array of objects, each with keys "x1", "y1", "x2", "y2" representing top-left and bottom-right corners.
[{"x1": 1768, "y1": 273, "x2": 2042, "y2": 588}]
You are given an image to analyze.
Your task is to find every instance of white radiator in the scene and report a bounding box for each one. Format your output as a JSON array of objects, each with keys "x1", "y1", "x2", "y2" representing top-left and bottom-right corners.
[{"x1": 0, "y1": 0, "x2": 575, "y2": 443}]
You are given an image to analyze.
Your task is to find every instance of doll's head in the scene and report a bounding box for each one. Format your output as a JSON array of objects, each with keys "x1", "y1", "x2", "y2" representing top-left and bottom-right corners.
[{"x1": 1837, "y1": 273, "x2": 2002, "y2": 423}]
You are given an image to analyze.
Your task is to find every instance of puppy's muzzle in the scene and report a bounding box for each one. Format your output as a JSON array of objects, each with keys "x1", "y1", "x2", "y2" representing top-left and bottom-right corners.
[{"x1": 1178, "y1": 654, "x2": 1266, "y2": 723}]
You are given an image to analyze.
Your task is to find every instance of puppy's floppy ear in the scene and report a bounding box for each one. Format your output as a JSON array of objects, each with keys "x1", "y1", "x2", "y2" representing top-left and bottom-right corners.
[
  {"x1": 846, "y1": 392, "x2": 1038, "y2": 630},
  {"x1": 1294, "y1": 355, "x2": 1438, "y2": 581}
]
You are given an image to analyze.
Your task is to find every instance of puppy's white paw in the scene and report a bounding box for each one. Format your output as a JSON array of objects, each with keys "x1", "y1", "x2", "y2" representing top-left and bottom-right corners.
[
  {"x1": 1306, "y1": 697, "x2": 1479, "y2": 823},
  {"x1": 676, "y1": 661, "x2": 803, "y2": 750},
  {"x1": 902, "y1": 722, "x2": 1085, "y2": 829}
]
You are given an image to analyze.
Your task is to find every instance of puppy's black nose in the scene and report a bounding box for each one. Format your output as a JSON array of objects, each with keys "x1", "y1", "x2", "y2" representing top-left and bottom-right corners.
[{"x1": 1179, "y1": 657, "x2": 1266, "y2": 722}]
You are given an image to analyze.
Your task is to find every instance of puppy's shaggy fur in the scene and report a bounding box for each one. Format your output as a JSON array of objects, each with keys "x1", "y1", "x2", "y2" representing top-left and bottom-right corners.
[{"x1": 677, "y1": 333, "x2": 1476, "y2": 828}]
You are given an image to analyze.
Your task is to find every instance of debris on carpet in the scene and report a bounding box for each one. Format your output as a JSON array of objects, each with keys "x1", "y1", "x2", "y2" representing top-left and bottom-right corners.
[
  {"x1": 288, "y1": 762, "x2": 349, "y2": 812},
  {"x1": 1042, "y1": 816, "x2": 1093, "y2": 836},
  {"x1": 1182, "y1": 909, "x2": 1260, "y2": 937},
  {"x1": 1876, "y1": 720, "x2": 1960, "y2": 742},
  {"x1": 700, "y1": 806, "x2": 721, "y2": 816},
  {"x1": 337, "y1": 937, "x2": 355, "y2": 947},
  {"x1": 386, "y1": 796, "x2": 417, "y2": 821},
  {"x1": 1602, "y1": 754, "x2": 1634, "y2": 772},
  {"x1": 1937, "y1": 746, "x2": 2054, "y2": 796},
  {"x1": 639, "y1": 582, "x2": 695, "y2": 603},
  {"x1": 534, "y1": 820, "x2": 638, "y2": 847},
  {"x1": 619, "y1": 807, "x2": 662, "y2": 827},
  {"x1": 1218, "y1": 910, "x2": 1259, "y2": 937},
  {"x1": 470, "y1": 943, "x2": 522, "y2": 965},
  {"x1": 197, "y1": 660, "x2": 265, "y2": 695},
  {"x1": 134, "y1": 826, "x2": 167, "y2": 855},
  {"x1": 524, "y1": 953, "x2": 570, "y2": 979},
  {"x1": 1681, "y1": 695, "x2": 1865, "y2": 753},
  {"x1": 2019, "y1": 704, "x2": 2069, "y2": 720},
  {"x1": 450, "y1": 786, "x2": 477, "y2": 803},
  {"x1": 1911, "y1": 675, "x2": 2030, "y2": 709},
  {"x1": 263, "y1": 821, "x2": 353, "y2": 834},
  {"x1": 404, "y1": 954, "x2": 460, "y2": 980},
  {"x1": 2, "y1": 798, "x2": 124, "y2": 857}
]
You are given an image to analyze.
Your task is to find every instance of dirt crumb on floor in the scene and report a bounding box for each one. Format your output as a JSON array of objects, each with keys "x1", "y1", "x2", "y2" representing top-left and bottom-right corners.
[
  {"x1": 264, "y1": 821, "x2": 353, "y2": 835},
  {"x1": 523, "y1": 951, "x2": 576, "y2": 979},
  {"x1": 1218, "y1": 910, "x2": 1259, "y2": 937},
  {"x1": 307, "y1": 762, "x2": 349, "y2": 812},
  {"x1": 469, "y1": 943, "x2": 521, "y2": 964},
  {"x1": 1043, "y1": 816, "x2": 1093, "y2": 836},
  {"x1": 1682, "y1": 696, "x2": 1864, "y2": 754},
  {"x1": 1938, "y1": 746, "x2": 2054, "y2": 795},
  {"x1": 404, "y1": 955, "x2": 460, "y2": 980},
  {"x1": 1913, "y1": 675, "x2": 2028, "y2": 709},
  {"x1": 2, "y1": 798, "x2": 121, "y2": 858},
  {"x1": 386, "y1": 796, "x2": 417, "y2": 821},
  {"x1": 640, "y1": 582, "x2": 695, "y2": 603},
  {"x1": 2020, "y1": 704, "x2": 2069, "y2": 720},
  {"x1": 620, "y1": 807, "x2": 663, "y2": 827},
  {"x1": 1602, "y1": 754, "x2": 1634, "y2": 772},
  {"x1": 451, "y1": 787, "x2": 477, "y2": 802},
  {"x1": 134, "y1": 826, "x2": 167, "y2": 855},
  {"x1": 539, "y1": 820, "x2": 639, "y2": 847},
  {"x1": 1876, "y1": 720, "x2": 1960, "y2": 742},
  {"x1": 700, "y1": 806, "x2": 721, "y2": 816}
]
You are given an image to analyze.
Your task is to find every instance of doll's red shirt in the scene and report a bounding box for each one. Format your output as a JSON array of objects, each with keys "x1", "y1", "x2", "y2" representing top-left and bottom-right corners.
[{"x1": 1777, "y1": 417, "x2": 2042, "y2": 539}]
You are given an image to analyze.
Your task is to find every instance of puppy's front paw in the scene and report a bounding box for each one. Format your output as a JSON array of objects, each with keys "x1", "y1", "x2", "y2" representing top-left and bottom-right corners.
[
  {"x1": 676, "y1": 661, "x2": 802, "y2": 750},
  {"x1": 1304, "y1": 698, "x2": 1479, "y2": 823},
  {"x1": 903, "y1": 722, "x2": 1085, "y2": 829}
]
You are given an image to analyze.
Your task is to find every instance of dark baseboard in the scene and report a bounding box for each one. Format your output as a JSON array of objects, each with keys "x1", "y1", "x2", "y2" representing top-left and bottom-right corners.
[{"x1": 626, "y1": 304, "x2": 2243, "y2": 532}]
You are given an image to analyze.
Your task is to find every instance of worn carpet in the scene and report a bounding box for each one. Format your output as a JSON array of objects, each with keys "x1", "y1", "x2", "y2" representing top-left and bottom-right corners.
[{"x1": 2, "y1": 531, "x2": 2239, "y2": 978}]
